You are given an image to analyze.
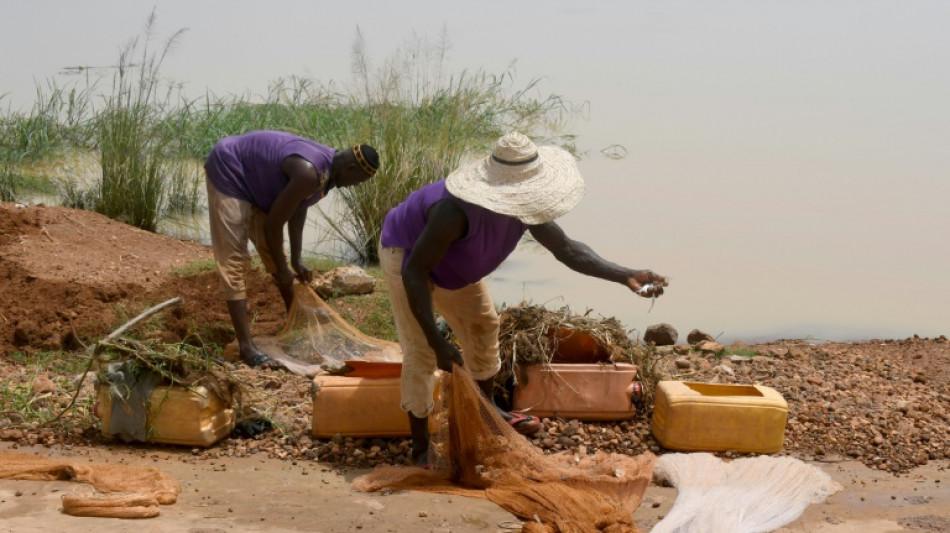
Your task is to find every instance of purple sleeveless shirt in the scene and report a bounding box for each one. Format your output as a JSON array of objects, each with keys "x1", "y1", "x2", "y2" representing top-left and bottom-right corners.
[
  {"x1": 381, "y1": 179, "x2": 527, "y2": 290},
  {"x1": 204, "y1": 131, "x2": 334, "y2": 212}
]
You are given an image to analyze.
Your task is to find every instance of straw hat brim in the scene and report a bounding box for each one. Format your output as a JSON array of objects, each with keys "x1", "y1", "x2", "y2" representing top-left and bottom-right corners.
[{"x1": 445, "y1": 146, "x2": 585, "y2": 225}]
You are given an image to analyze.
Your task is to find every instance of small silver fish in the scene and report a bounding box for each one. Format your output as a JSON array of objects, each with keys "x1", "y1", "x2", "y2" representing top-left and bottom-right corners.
[{"x1": 637, "y1": 283, "x2": 657, "y2": 296}]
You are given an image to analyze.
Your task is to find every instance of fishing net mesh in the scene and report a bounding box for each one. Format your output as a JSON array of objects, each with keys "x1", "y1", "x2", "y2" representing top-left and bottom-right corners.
[
  {"x1": 353, "y1": 366, "x2": 656, "y2": 533},
  {"x1": 650, "y1": 452, "x2": 842, "y2": 533},
  {"x1": 0, "y1": 450, "x2": 179, "y2": 518},
  {"x1": 255, "y1": 284, "x2": 402, "y2": 376}
]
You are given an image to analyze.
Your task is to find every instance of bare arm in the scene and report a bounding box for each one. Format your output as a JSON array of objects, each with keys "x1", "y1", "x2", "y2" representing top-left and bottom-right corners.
[
  {"x1": 402, "y1": 200, "x2": 468, "y2": 372},
  {"x1": 265, "y1": 155, "x2": 322, "y2": 286},
  {"x1": 528, "y1": 221, "x2": 667, "y2": 297},
  {"x1": 287, "y1": 205, "x2": 312, "y2": 282}
]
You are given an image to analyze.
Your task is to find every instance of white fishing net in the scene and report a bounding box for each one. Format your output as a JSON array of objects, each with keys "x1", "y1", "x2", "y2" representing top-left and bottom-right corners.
[
  {"x1": 650, "y1": 452, "x2": 842, "y2": 533},
  {"x1": 254, "y1": 284, "x2": 402, "y2": 376}
]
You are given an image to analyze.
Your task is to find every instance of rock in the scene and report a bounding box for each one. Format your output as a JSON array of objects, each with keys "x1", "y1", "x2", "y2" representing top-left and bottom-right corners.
[
  {"x1": 715, "y1": 364, "x2": 735, "y2": 377},
  {"x1": 687, "y1": 329, "x2": 715, "y2": 345},
  {"x1": 786, "y1": 346, "x2": 809, "y2": 360},
  {"x1": 644, "y1": 323, "x2": 678, "y2": 346},
  {"x1": 31, "y1": 375, "x2": 57, "y2": 395},
  {"x1": 696, "y1": 340, "x2": 723, "y2": 355},
  {"x1": 311, "y1": 266, "x2": 375, "y2": 298},
  {"x1": 764, "y1": 346, "x2": 788, "y2": 357},
  {"x1": 0, "y1": 428, "x2": 25, "y2": 440},
  {"x1": 39, "y1": 333, "x2": 63, "y2": 351},
  {"x1": 674, "y1": 358, "x2": 691, "y2": 370}
]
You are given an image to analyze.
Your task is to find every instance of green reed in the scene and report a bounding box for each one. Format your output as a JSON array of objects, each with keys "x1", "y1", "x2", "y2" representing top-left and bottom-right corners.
[
  {"x1": 0, "y1": 82, "x2": 94, "y2": 202},
  {"x1": 2, "y1": 82, "x2": 94, "y2": 159},
  {"x1": 94, "y1": 11, "x2": 187, "y2": 231}
]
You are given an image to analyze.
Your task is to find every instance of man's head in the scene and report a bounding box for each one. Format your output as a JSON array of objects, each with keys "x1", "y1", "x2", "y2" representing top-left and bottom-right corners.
[
  {"x1": 445, "y1": 132, "x2": 585, "y2": 225},
  {"x1": 333, "y1": 144, "x2": 379, "y2": 187}
]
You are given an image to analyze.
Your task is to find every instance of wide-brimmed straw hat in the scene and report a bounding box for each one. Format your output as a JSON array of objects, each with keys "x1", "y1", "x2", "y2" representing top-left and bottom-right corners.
[{"x1": 445, "y1": 132, "x2": 585, "y2": 225}]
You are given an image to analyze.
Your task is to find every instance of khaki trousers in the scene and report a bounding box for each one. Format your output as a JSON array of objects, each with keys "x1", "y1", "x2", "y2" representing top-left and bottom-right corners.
[
  {"x1": 379, "y1": 244, "x2": 501, "y2": 418},
  {"x1": 206, "y1": 177, "x2": 278, "y2": 301}
]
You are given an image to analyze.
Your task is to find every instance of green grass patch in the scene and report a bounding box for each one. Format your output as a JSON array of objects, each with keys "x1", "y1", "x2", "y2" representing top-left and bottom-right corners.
[
  {"x1": 709, "y1": 344, "x2": 760, "y2": 360},
  {"x1": 169, "y1": 258, "x2": 218, "y2": 276},
  {"x1": 1, "y1": 172, "x2": 59, "y2": 197},
  {"x1": 322, "y1": 265, "x2": 397, "y2": 342},
  {"x1": 6, "y1": 350, "x2": 90, "y2": 376},
  {"x1": 303, "y1": 257, "x2": 346, "y2": 272},
  {"x1": 726, "y1": 345, "x2": 759, "y2": 358},
  {"x1": 1, "y1": 350, "x2": 96, "y2": 429}
]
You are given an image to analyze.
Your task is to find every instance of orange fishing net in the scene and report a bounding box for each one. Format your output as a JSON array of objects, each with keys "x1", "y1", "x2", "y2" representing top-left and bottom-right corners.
[
  {"x1": 254, "y1": 284, "x2": 402, "y2": 376},
  {"x1": 353, "y1": 366, "x2": 656, "y2": 533},
  {"x1": 0, "y1": 450, "x2": 179, "y2": 518}
]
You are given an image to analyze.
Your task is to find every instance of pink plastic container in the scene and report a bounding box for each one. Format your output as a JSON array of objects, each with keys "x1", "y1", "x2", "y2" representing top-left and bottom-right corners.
[{"x1": 512, "y1": 363, "x2": 639, "y2": 420}]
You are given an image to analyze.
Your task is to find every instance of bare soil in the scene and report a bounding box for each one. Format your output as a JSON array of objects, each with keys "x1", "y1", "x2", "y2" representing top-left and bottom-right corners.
[{"x1": 1, "y1": 202, "x2": 948, "y2": 532}]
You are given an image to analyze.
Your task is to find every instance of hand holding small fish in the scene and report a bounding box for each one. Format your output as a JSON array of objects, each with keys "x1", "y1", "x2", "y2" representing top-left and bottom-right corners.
[{"x1": 627, "y1": 269, "x2": 669, "y2": 312}]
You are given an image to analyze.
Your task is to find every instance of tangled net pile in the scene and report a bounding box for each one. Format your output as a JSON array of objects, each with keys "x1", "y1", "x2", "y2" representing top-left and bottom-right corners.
[
  {"x1": 0, "y1": 451, "x2": 179, "y2": 518},
  {"x1": 257, "y1": 284, "x2": 402, "y2": 376},
  {"x1": 353, "y1": 366, "x2": 656, "y2": 533}
]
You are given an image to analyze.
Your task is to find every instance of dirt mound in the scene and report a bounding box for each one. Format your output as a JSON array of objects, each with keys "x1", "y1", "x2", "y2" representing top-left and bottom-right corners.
[{"x1": 0, "y1": 202, "x2": 286, "y2": 354}]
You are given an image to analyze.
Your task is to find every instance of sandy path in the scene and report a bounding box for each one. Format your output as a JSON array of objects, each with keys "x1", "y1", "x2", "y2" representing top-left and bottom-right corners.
[{"x1": 1, "y1": 443, "x2": 947, "y2": 533}]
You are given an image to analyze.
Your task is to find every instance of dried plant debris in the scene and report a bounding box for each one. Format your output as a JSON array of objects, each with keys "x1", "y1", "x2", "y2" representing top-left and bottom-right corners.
[
  {"x1": 94, "y1": 337, "x2": 243, "y2": 408},
  {"x1": 493, "y1": 303, "x2": 663, "y2": 404}
]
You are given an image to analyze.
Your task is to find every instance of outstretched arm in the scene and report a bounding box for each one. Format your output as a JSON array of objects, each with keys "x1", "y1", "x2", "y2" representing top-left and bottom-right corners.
[
  {"x1": 528, "y1": 221, "x2": 667, "y2": 297},
  {"x1": 402, "y1": 200, "x2": 468, "y2": 372}
]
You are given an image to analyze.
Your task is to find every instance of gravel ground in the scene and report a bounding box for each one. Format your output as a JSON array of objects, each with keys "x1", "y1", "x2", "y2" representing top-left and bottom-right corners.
[{"x1": 2, "y1": 336, "x2": 946, "y2": 475}]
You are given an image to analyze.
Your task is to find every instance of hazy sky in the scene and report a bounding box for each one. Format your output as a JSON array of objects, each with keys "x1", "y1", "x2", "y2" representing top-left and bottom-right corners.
[{"x1": 3, "y1": 1, "x2": 948, "y2": 341}]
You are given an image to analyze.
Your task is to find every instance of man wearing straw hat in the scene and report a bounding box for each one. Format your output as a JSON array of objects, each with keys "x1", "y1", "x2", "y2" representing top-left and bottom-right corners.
[
  {"x1": 205, "y1": 130, "x2": 379, "y2": 369},
  {"x1": 380, "y1": 132, "x2": 668, "y2": 465}
]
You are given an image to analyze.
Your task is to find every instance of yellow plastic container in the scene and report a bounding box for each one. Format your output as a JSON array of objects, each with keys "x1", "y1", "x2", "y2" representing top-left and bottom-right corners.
[
  {"x1": 312, "y1": 376, "x2": 410, "y2": 438},
  {"x1": 96, "y1": 384, "x2": 236, "y2": 447},
  {"x1": 651, "y1": 381, "x2": 788, "y2": 454}
]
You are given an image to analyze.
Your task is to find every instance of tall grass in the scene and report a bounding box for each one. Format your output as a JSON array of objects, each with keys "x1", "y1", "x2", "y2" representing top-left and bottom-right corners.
[
  {"x1": 318, "y1": 32, "x2": 581, "y2": 263},
  {"x1": 94, "y1": 10, "x2": 187, "y2": 231},
  {"x1": 0, "y1": 111, "x2": 20, "y2": 201},
  {"x1": 0, "y1": 83, "x2": 94, "y2": 202},
  {"x1": 0, "y1": 147, "x2": 22, "y2": 202},
  {"x1": 3, "y1": 82, "x2": 94, "y2": 159},
  {"x1": 163, "y1": 158, "x2": 203, "y2": 214}
]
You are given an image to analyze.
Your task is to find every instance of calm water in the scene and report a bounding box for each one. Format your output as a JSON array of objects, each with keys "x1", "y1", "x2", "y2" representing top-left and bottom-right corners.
[
  {"x1": 490, "y1": 155, "x2": 950, "y2": 343},
  {"x1": 6, "y1": 1, "x2": 950, "y2": 343}
]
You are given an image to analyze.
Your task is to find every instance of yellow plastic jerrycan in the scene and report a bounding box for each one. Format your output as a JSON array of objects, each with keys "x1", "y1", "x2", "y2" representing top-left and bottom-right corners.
[
  {"x1": 651, "y1": 380, "x2": 788, "y2": 454},
  {"x1": 96, "y1": 384, "x2": 235, "y2": 447}
]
